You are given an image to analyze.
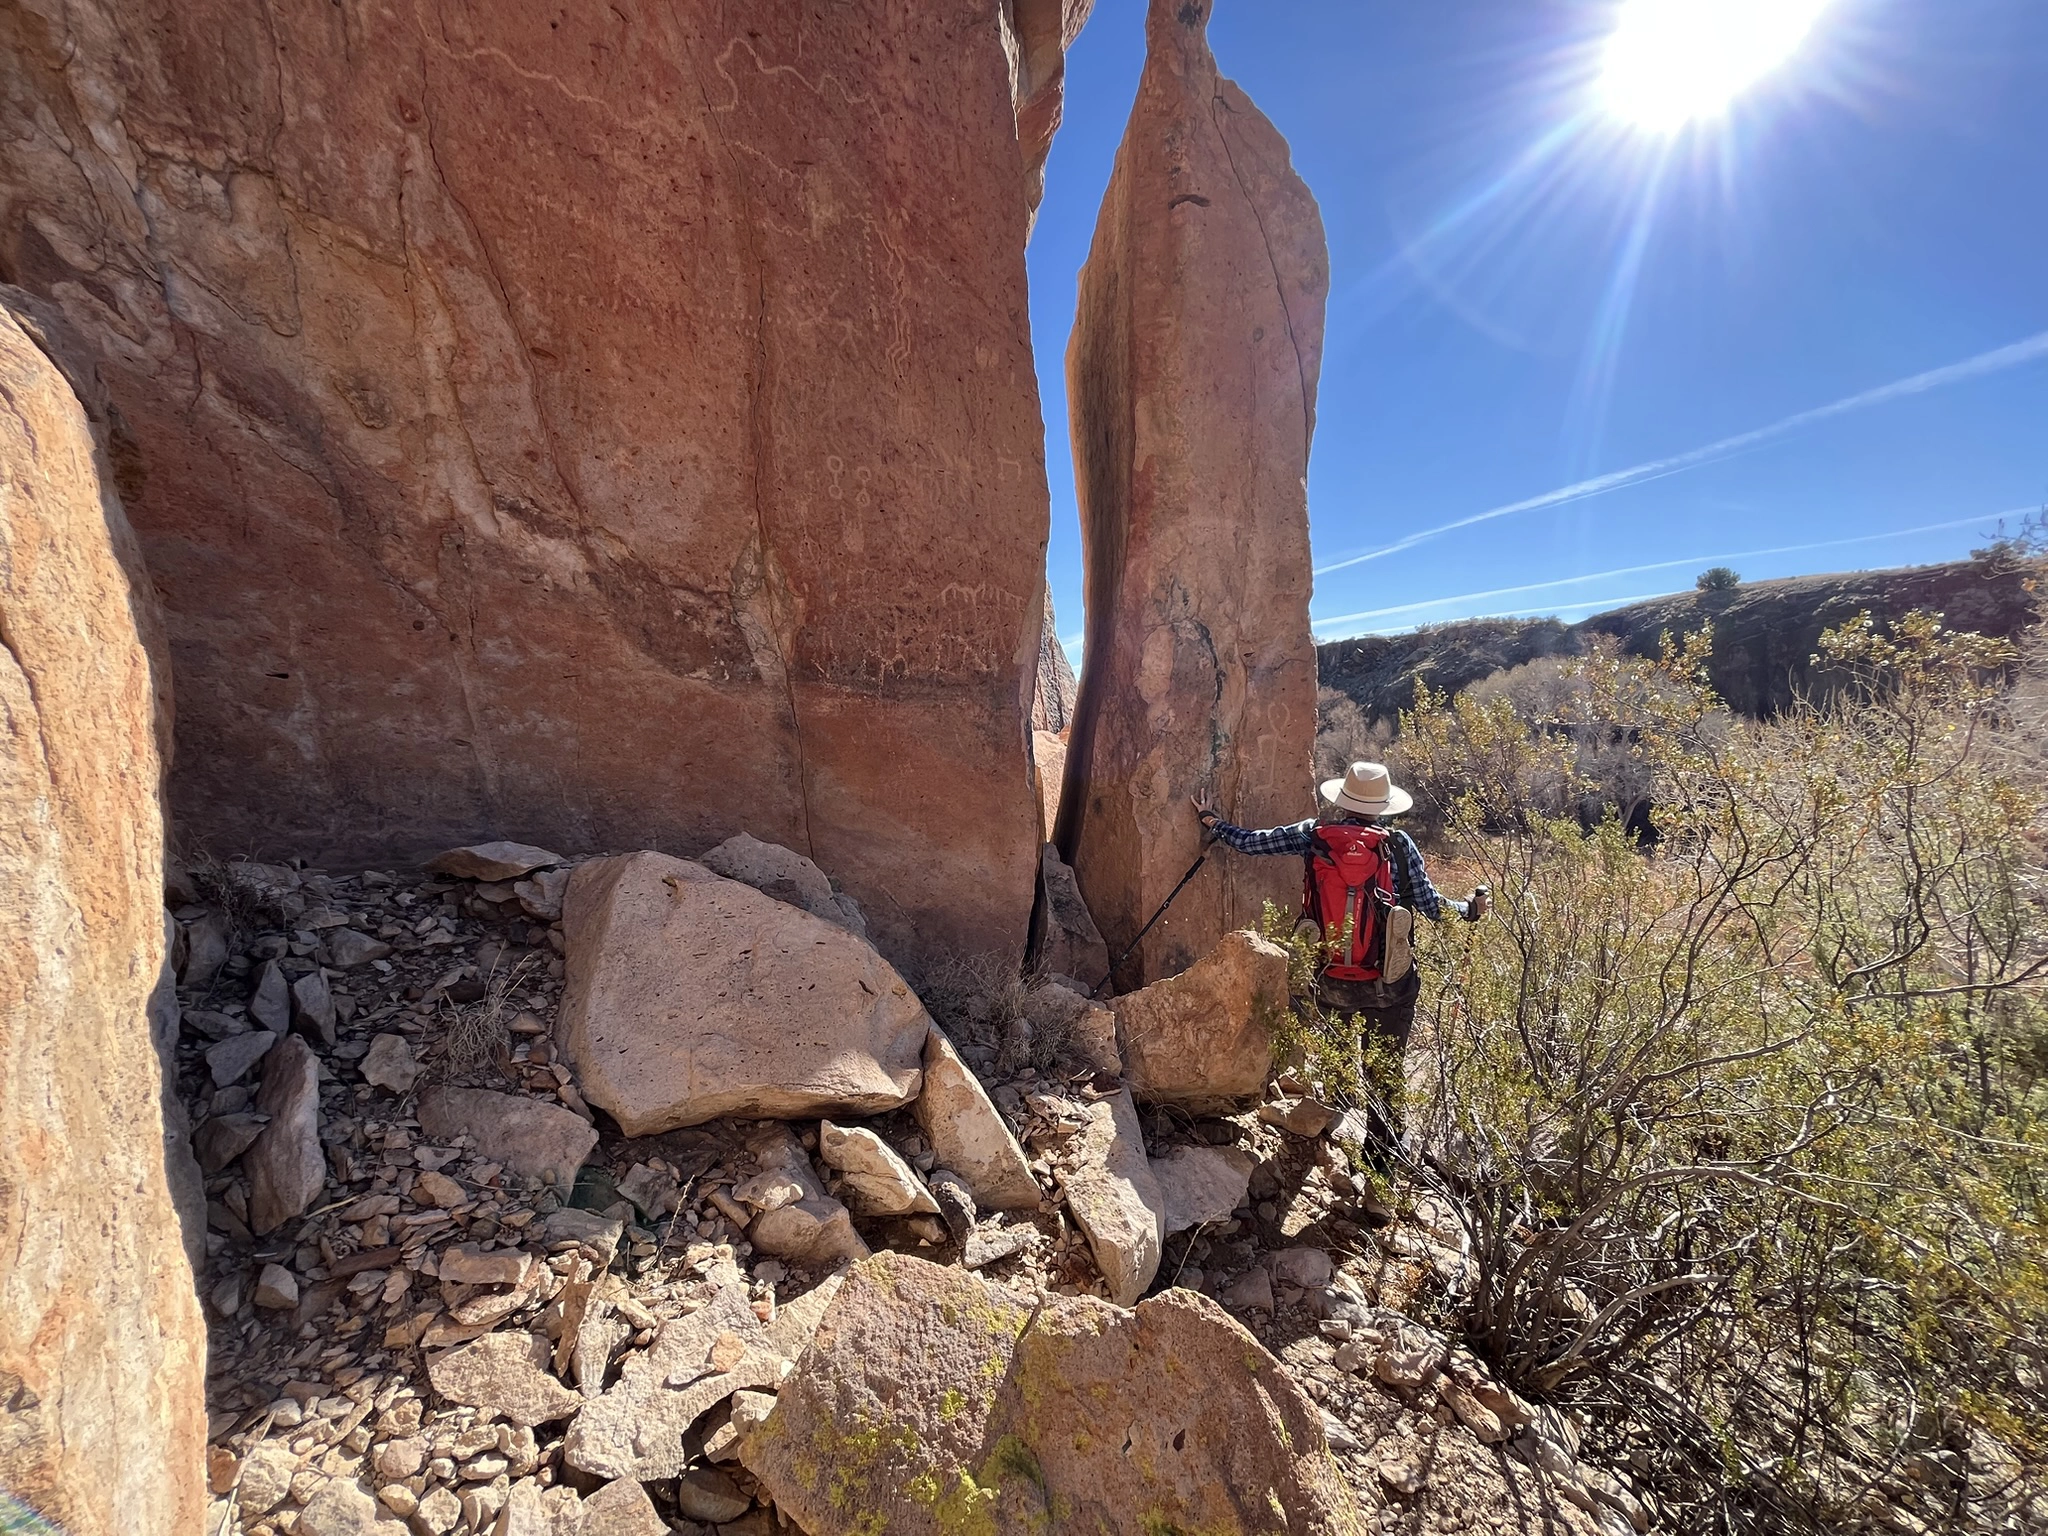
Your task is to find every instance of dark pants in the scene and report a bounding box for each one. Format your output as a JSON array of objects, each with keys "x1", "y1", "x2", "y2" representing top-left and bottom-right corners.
[{"x1": 1315, "y1": 970, "x2": 1421, "y2": 1143}]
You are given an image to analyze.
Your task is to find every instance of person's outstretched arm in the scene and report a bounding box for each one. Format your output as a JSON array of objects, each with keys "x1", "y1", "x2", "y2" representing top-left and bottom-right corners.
[
  {"x1": 1389, "y1": 828, "x2": 1483, "y2": 921},
  {"x1": 1194, "y1": 802, "x2": 1316, "y2": 857}
]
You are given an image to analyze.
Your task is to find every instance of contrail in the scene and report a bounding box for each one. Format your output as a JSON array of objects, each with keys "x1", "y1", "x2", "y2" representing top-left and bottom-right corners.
[
  {"x1": 1313, "y1": 331, "x2": 2048, "y2": 577},
  {"x1": 1310, "y1": 511, "x2": 2024, "y2": 632}
]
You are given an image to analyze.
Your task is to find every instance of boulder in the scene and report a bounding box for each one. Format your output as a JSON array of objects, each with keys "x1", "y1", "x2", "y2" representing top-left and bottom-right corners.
[
  {"x1": 321, "y1": 929, "x2": 393, "y2": 969},
  {"x1": 193, "y1": 1112, "x2": 269, "y2": 1173},
  {"x1": 698, "y1": 832, "x2": 860, "y2": 935},
  {"x1": 179, "y1": 909, "x2": 231, "y2": 990},
  {"x1": 513, "y1": 868, "x2": 572, "y2": 922},
  {"x1": 673, "y1": 1468, "x2": 751, "y2": 1525},
  {"x1": 1030, "y1": 843, "x2": 1110, "y2": 991},
  {"x1": 1114, "y1": 929, "x2": 1287, "y2": 1109},
  {"x1": 557, "y1": 853, "x2": 926, "y2": 1135},
  {"x1": 290, "y1": 968, "x2": 337, "y2": 1047},
  {"x1": 1154, "y1": 1145, "x2": 1254, "y2": 1235},
  {"x1": 296, "y1": 1479, "x2": 409, "y2": 1536},
  {"x1": 743, "y1": 1253, "x2": 1363, "y2": 1535},
  {"x1": 1058, "y1": 0, "x2": 1326, "y2": 987},
  {"x1": 249, "y1": 960, "x2": 291, "y2": 1031},
  {"x1": 246, "y1": 1035, "x2": 326, "y2": 1234},
  {"x1": 205, "y1": 1029, "x2": 278, "y2": 1087},
  {"x1": 425, "y1": 1331, "x2": 584, "y2": 1427},
  {"x1": 0, "y1": 1, "x2": 1086, "y2": 977},
  {"x1": 494, "y1": 1482, "x2": 584, "y2": 1536},
  {"x1": 737, "y1": 1125, "x2": 869, "y2": 1269},
  {"x1": 563, "y1": 1287, "x2": 785, "y2": 1481},
  {"x1": 580, "y1": 1478, "x2": 667, "y2": 1536},
  {"x1": 817, "y1": 1123, "x2": 940, "y2": 1217},
  {"x1": 1060, "y1": 1088, "x2": 1165, "y2": 1306},
  {"x1": 416, "y1": 1087, "x2": 597, "y2": 1192},
  {"x1": 0, "y1": 296, "x2": 204, "y2": 1536},
  {"x1": 359, "y1": 1033, "x2": 422, "y2": 1094},
  {"x1": 425, "y1": 843, "x2": 564, "y2": 882},
  {"x1": 911, "y1": 1028, "x2": 1041, "y2": 1211}
]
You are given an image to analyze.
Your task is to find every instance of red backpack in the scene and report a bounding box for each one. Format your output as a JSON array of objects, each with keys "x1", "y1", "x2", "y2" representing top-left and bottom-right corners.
[{"x1": 1301, "y1": 824, "x2": 1396, "y2": 982}]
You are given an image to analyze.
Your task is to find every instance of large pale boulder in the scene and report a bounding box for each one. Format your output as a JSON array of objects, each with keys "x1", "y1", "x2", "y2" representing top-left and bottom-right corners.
[
  {"x1": 1058, "y1": 0, "x2": 1326, "y2": 987},
  {"x1": 1115, "y1": 929, "x2": 1287, "y2": 1109},
  {"x1": 0, "y1": 0, "x2": 1092, "y2": 975},
  {"x1": 1059, "y1": 1088, "x2": 1165, "y2": 1306},
  {"x1": 0, "y1": 300, "x2": 205, "y2": 1534},
  {"x1": 744, "y1": 1253, "x2": 1364, "y2": 1536},
  {"x1": 557, "y1": 853, "x2": 927, "y2": 1135},
  {"x1": 912, "y1": 1028, "x2": 1042, "y2": 1212}
]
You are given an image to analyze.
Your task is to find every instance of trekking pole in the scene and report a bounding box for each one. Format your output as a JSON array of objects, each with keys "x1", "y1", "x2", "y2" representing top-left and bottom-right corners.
[{"x1": 1091, "y1": 847, "x2": 1210, "y2": 1000}]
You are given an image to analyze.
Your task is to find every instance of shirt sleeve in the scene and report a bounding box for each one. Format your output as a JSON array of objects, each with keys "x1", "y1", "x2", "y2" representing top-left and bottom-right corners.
[
  {"x1": 1391, "y1": 829, "x2": 1466, "y2": 921},
  {"x1": 1208, "y1": 818, "x2": 1317, "y2": 857}
]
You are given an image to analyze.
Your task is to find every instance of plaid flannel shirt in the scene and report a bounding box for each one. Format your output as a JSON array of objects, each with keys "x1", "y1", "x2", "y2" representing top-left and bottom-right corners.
[{"x1": 1206, "y1": 818, "x2": 1468, "y2": 921}]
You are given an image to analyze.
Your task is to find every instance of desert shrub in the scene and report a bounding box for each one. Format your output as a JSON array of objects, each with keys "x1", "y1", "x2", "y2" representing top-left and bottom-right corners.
[
  {"x1": 1408, "y1": 635, "x2": 1724, "y2": 841},
  {"x1": 1392, "y1": 616, "x2": 2048, "y2": 1534},
  {"x1": 1696, "y1": 566, "x2": 1742, "y2": 591}
]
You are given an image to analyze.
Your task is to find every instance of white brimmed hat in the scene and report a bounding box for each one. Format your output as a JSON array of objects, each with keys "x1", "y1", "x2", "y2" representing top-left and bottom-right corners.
[{"x1": 1320, "y1": 760, "x2": 1413, "y2": 817}]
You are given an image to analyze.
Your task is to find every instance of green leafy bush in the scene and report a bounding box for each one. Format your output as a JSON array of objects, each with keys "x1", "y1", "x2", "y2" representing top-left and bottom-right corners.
[{"x1": 1696, "y1": 565, "x2": 1742, "y2": 591}]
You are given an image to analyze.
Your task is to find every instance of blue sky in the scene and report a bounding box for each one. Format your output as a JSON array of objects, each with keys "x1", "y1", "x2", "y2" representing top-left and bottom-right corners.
[{"x1": 1025, "y1": 0, "x2": 2048, "y2": 652}]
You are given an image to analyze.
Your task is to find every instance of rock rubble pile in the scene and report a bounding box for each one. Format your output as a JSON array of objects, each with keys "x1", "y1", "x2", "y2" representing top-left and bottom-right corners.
[{"x1": 173, "y1": 837, "x2": 1651, "y2": 1536}]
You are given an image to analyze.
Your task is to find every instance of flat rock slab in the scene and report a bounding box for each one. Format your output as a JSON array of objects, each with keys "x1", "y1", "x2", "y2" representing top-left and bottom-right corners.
[
  {"x1": 557, "y1": 853, "x2": 926, "y2": 1135},
  {"x1": 818, "y1": 1121, "x2": 938, "y2": 1216},
  {"x1": 205, "y1": 1029, "x2": 277, "y2": 1087},
  {"x1": 425, "y1": 842, "x2": 564, "y2": 881},
  {"x1": 744, "y1": 1253, "x2": 1364, "y2": 1536},
  {"x1": 416, "y1": 1086, "x2": 597, "y2": 1191},
  {"x1": 912, "y1": 1027, "x2": 1041, "y2": 1211},
  {"x1": 425, "y1": 1330, "x2": 584, "y2": 1427},
  {"x1": 1115, "y1": 929, "x2": 1287, "y2": 1109},
  {"x1": 193, "y1": 1112, "x2": 269, "y2": 1173},
  {"x1": 1060, "y1": 1087, "x2": 1164, "y2": 1306},
  {"x1": 1154, "y1": 1144, "x2": 1254, "y2": 1235},
  {"x1": 563, "y1": 1286, "x2": 785, "y2": 1480}
]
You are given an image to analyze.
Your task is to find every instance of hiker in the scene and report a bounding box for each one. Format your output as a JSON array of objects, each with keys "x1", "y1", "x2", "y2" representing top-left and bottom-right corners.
[{"x1": 1194, "y1": 761, "x2": 1487, "y2": 1127}]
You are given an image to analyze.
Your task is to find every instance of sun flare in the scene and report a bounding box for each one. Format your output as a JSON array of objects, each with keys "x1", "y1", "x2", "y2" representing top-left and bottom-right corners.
[{"x1": 1600, "y1": 0, "x2": 1834, "y2": 132}]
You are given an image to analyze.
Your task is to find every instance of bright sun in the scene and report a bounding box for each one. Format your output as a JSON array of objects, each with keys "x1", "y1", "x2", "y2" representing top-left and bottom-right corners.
[{"x1": 1600, "y1": 0, "x2": 1834, "y2": 132}]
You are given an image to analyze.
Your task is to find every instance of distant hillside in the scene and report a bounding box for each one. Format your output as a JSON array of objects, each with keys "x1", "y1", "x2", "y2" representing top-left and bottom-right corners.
[{"x1": 1318, "y1": 557, "x2": 2040, "y2": 723}]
